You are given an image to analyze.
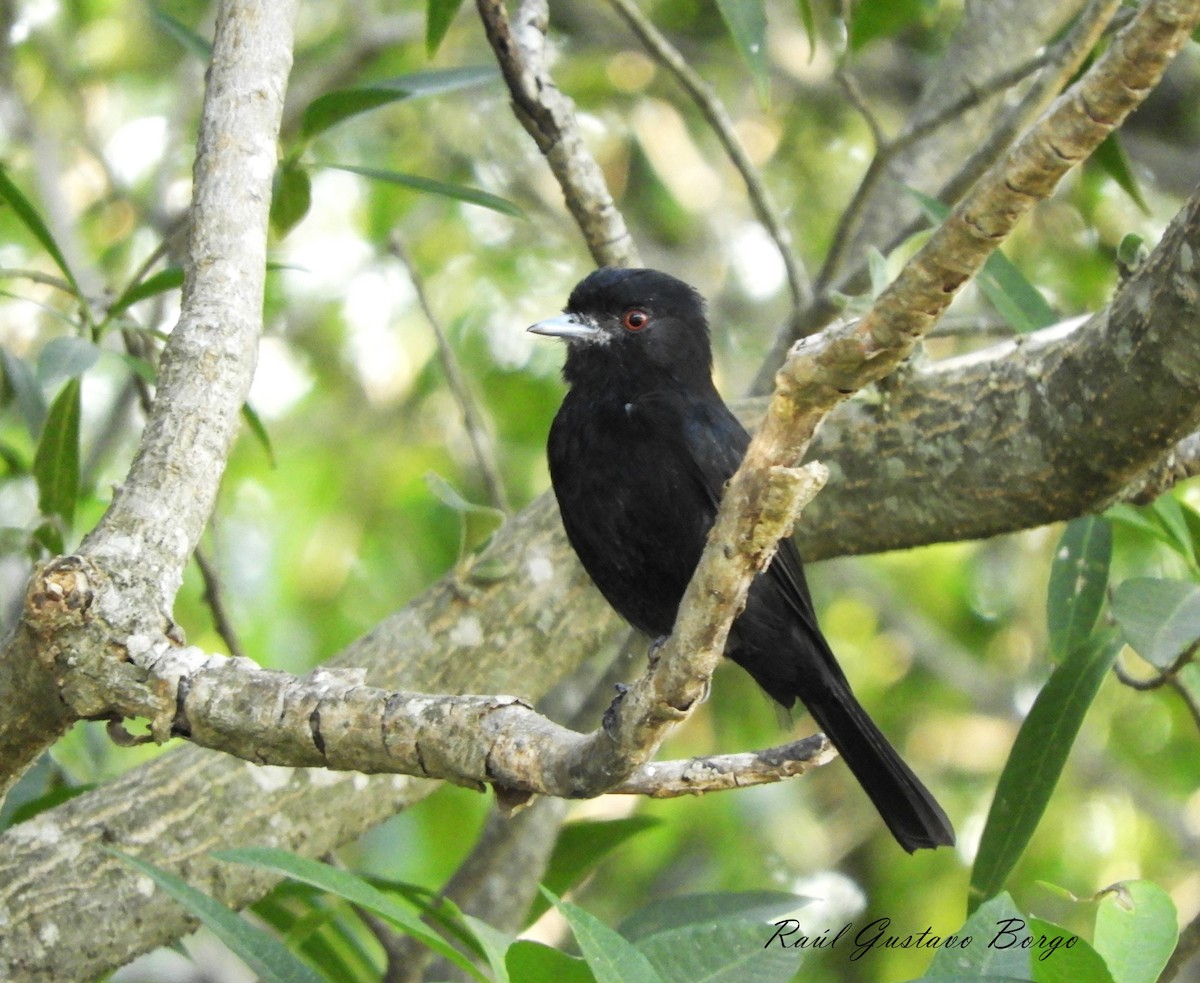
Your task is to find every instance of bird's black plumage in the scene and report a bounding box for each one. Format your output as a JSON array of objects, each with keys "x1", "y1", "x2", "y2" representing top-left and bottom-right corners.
[{"x1": 530, "y1": 267, "x2": 954, "y2": 852}]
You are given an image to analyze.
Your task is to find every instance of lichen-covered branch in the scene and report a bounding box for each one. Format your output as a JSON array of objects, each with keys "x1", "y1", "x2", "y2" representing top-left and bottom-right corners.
[{"x1": 0, "y1": 0, "x2": 298, "y2": 801}]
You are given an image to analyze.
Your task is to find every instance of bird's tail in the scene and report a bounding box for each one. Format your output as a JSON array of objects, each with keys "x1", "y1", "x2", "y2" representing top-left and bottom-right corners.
[{"x1": 806, "y1": 680, "x2": 955, "y2": 853}]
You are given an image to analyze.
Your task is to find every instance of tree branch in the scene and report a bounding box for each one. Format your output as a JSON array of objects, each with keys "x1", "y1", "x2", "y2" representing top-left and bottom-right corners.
[
  {"x1": 475, "y1": 0, "x2": 639, "y2": 268},
  {"x1": 606, "y1": 0, "x2": 812, "y2": 312}
]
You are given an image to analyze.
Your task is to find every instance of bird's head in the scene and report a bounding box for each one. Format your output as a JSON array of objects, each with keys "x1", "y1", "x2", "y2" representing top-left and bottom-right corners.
[{"x1": 528, "y1": 267, "x2": 714, "y2": 391}]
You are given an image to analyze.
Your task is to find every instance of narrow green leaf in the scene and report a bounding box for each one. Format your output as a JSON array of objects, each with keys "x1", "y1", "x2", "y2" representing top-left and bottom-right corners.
[
  {"x1": 1090, "y1": 133, "x2": 1150, "y2": 215},
  {"x1": 796, "y1": 0, "x2": 817, "y2": 60},
  {"x1": 619, "y1": 891, "x2": 809, "y2": 942},
  {"x1": 148, "y1": 5, "x2": 212, "y2": 60},
  {"x1": 1104, "y1": 503, "x2": 1172, "y2": 546},
  {"x1": 324, "y1": 163, "x2": 524, "y2": 218},
  {"x1": 1094, "y1": 881, "x2": 1179, "y2": 983},
  {"x1": 427, "y1": 0, "x2": 468, "y2": 55},
  {"x1": 241, "y1": 403, "x2": 277, "y2": 467},
  {"x1": 107, "y1": 267, "x2": 184, "y2": 320},
  {"x1": 507, "y1": 940, "x2": 594, "y2": 983},
  {"x1": 270, "y1": 162, "x2": 313, "y2": 236},
  {"x1": 33, "y1": 378, "x2": 81, "y2": 528},
  {"x1": 1046, "y1": 517, "x2": 1112, "y2": 662},
  {"x1": 461, "y1": 915, "x2": 513, "y2": 983},
  {"x1": 302, "y1": 90, "x2": 404, "y2": 141},
  {"x1": 425, "y1": 471, "x2": 503, "y2": 518},
  {"x1": 0, "y1": 165, "x2": 80, "y2": 296},
  {"x1": 109, "y1": 850, "x2": 327, "y2": 983},
  {"x1": 968, "y1": 631, "x2": 1121, "y2": 911},
  {"x1": 637, "y1": 917, "x2": 804, "y2": 983},
  {"x1": 301, "y1": 66, "x2": 497, "y2": 139},
  {"x1": 714, "y1": 0, "x2": 770, "y2": 104},
  {"x1": 527, "y1": 817, "x2": 661, "y2": 923},
  {"x1": 925, "y1": 894, "x2": 1031, "y2": 979},
  {"x1": 1111, "y1": 578, "x2": 1200, "y2": 669},
  {"x1": 215, "y1": 847, "x2": 488, "y2": 982},
  {"x1": 1, "y1": 346, "x2": 47, "y2": 435},
  {"x1": 867, "y1": 247, "x2": 889, "y2": 297},
  {"x1": 36, "y1": 337, "x2": 101, "y2": 387},
  {"x1": 252, "y1": 889, "x2": 375, "y2": 983},
  {"x1": 1028, "y1": 917, "x2": 1112, "y2": 983},
  {"x1": 976, "y1": 248, "x2": 1058, "y2": 332},
  {"x1": 546, "y1": 888, "x2": 667, "y2": 983},
  {"x1": 1149, "y1": 496, "x2": 1196, "y2": 564}
]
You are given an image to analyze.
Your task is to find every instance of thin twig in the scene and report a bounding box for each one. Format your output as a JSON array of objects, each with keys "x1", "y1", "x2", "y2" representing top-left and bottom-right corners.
[
  {"x1": 193, "y1": 544, "x2": 247, "y2": 660},
  {"x1": 606, "y1": 0, "x2": 812, "y2": 312},
  {"x1": 389, "y1": 235, "x2": 510, "y2": 515}
]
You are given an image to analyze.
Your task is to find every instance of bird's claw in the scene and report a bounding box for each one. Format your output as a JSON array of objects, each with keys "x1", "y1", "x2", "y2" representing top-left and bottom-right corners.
[{"x1": 602, "y1": 682, "x2": 629, "y2": 737}]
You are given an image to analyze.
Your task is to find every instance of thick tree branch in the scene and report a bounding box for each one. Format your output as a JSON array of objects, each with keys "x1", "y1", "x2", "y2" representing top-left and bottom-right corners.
[{"x1": 0, "y1": 0, "x2": 298, "y2": 800}]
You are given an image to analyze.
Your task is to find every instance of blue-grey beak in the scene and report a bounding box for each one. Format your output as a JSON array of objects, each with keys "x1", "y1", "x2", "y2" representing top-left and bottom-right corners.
[{"x1": 527, "y1": 312, "x2": 602, "y2": 342}]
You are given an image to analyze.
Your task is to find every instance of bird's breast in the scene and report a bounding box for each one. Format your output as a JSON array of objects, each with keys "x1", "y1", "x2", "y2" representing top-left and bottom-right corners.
[{"x1": 547, "y1": 392, "x2": 711, "y2": 636}]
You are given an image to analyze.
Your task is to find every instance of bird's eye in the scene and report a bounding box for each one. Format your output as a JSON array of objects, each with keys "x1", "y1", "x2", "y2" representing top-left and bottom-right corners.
[{"x1": 622, "y1": 309, "x2": 649, "y2": 332}]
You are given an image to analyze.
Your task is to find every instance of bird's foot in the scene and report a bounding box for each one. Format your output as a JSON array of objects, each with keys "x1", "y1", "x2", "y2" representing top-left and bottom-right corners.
[
  {"x1": 647, "y1": 635, "x2": 669, "y2": 666},
  {"x1": 602, "y1": 683, "x2": 629, "y2": 737}
]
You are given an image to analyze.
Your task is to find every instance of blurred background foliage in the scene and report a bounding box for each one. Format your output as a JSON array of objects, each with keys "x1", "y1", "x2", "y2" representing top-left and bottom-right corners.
[{"x1": 1, "y1": 0, "x2": 1199, "y2": 980}]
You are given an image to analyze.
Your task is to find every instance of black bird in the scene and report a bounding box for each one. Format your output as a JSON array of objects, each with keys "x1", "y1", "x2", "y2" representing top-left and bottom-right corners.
[{"x1": 529, "y1": 267, "x2": 954, "y2": 852}]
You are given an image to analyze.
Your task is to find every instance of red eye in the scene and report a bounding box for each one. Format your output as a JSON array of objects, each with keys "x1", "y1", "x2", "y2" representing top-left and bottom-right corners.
[{"x1": 622, "y1": 309, "x2": 649, "y2": 331}]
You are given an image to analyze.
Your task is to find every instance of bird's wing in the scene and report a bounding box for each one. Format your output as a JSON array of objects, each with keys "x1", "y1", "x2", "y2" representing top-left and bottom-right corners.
[{"x1": 670, "y1": 393, "x2": 825, "y2": 638}]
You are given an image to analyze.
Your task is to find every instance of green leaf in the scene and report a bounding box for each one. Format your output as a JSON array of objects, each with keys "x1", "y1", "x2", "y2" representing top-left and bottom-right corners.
[
  {"x1": 461, "y1": 915, "x2": 513, "y2": 983},
  {"x1": 976, "y1": 248, "x2": 1058, "y2": 333},
  {"x1": 427, "y1": 0, "x2": 468, "y2": 55},
  {"x1": 148, "y1": 5, "x2": 212, "y2": 59},
  {"x1": 241, "y1": 403, "x2": 277, "y2": 467},
  {"x1": 527, "y1": 816, "x2": 661, "y2": 923},
  {"x1": 546, "y1": 888, "x2": 667, "y2": 983},
  {"x1": 1111, "y1": 578, "x2": 1200, "y2": 669},
  {"x1": 1046, "y1": 517, "x2": 1112, "y2": 662},
  {"x1": 1149, "y1": 496, "x2": 1197, "y2": 565},
  {"x1": 968, "y1": 631, "x2": 1121, "y2": 912},
  {"x1": 107, "y1": 267, "x2": 185, "y2": 321},
  {"x1": 637, "y1": 917, "x2": 804, "y2": 983},
  {"x1": 1028, "y1": 917, "x2": 1112, "y2": 983},
  {"x1": 215, "y1": 847, "x2": 488, "y2": 982},
  {"x1": 796, "y1": 0, "x2": 817, "y2": 60},
  {"x1": 252, "y1": 887, "x2": 377, "y2": 983},
  {"x1": 714, "y1": 0, "x2": 770, "y2": 104},
  {"x1": 1104, "y1": 503, "x2": 1174, "y2": 546},
  {"x1": 33, "y1": 378, "x2": 81, "y2": 529},
  {"x1": 0, "y1": 165, "x2": 80, "y2": 296},
  {"x1": 109, "y1": 849, "x2": 327, "y2": 983},
  {"x1": 1116, "y1": 233, "x2": 1146, "y2": 270},
  {"x1": 1093, "y1": 881, "x2": 1178, "y2": 983},
  {"x1": 300, "y1": 67, "x2": 497, "y2": 139},
  {"x1": 619, "y1": 891, "x2": 810, "y2": 942},
  {"x1": 1, "y1": 346, "x2": 47, "y2": 435},
  {"x1": 1090, "y1": 133, "x2": 1150, "y2": 215},
  {"x1": 507, "y1": 940, "x2": 595, "y2": 983},
  {"x1": 271, "y1": 162, "x2": 313, "y2": 237},
  {"x1": 324, "y1": 163, "x2": 524, "y2": 218},
  {"x1": 924, "y1": 894, "x2": 1031, "y2": 979},
  {"x1": 850, "y1": 0, "x2": 929, "y2": 50},
  {"x1": 36, "y1": 337, "x2": 101, "y2": 388},
  {"x1": 867, "y1": 247, "x2": 889, "y2": 297}
]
